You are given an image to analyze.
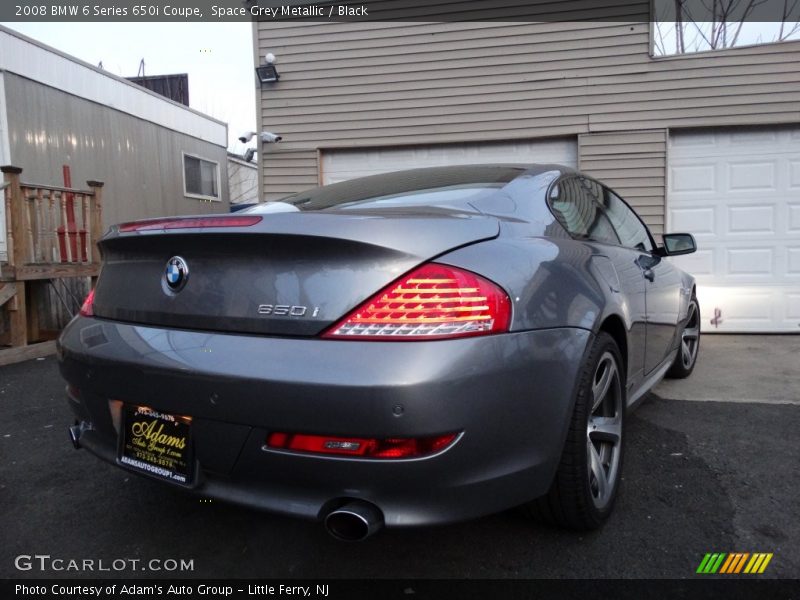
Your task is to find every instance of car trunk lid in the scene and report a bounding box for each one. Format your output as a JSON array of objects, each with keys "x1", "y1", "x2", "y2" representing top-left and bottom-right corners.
[{"x1": 92, "y1": 210, "x2": 499, "y2": 336}]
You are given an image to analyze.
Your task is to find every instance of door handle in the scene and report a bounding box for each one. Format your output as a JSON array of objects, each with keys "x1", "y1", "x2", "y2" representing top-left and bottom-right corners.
[{"x1": 643, "y1": 269, "x2": 655, "y2": 282}]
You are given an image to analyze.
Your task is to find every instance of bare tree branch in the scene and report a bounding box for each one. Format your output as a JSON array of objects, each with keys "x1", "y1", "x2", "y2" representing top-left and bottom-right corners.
[
  {"x1": 656, "y1": 0, "x2": 799, "y2": 55},
  {"x1": 675, "y1": 0, "x2": 685, "y2": 54},
  {"x1": 711, "y1": 0, "x2": 719, "y2": 48},
  {"x1": 778, "y1": 21, "x2": 800, "y2": 40},
  {"x1": 653, "y1": 21, "x2": 668, "y2": 55},
  {"x1": 685, "y1": 25, "x2": 706, "y2": 52},
  {"x1": 719, "y1": 0, "x2": 734, "y2": 48},
  {"x1": 681, "y1": 5, "x2": 715, "y2": 48},
  {"x1": 730, "y1": 0, "x2": 769, "y2": 47},
  {"x1": 779, "y1": 0, "x2": 800, "y2": 39}
]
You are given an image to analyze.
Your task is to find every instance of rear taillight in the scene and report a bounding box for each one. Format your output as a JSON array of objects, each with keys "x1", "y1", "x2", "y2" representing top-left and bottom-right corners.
[
  {"x1": 118, "y1": 215, "x2": 262, "y2": 232},
  {"x1": 79, "y1": 289, "x2": 95, "y2": 317},
  {"x1": 323, "y1": 263, "x2": 511, "y2": 340},
  {"x1": 266, "y1": 431, "x2": 459, "y2": 459}
]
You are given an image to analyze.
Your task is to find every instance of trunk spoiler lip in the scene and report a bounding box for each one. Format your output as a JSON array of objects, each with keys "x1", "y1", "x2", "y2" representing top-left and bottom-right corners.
[
  {"x1": 116, "y1": 215, "x2": 263, "y2": 233},
  {"x1": 106, "y1": 210, "x2": 499, "y2": 242}
]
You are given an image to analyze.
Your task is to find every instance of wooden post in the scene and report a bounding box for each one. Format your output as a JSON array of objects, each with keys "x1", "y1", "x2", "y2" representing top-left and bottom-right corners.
[
  {"x1": 2, "y1": 166, "x2": 26, "y2": 268},
  {"x1": 7, "y1": 278, "x2": 27, "y2": 347},
  {"x1": 60, "y1": 190, "x2": 72, "y2": 263},
  {"x1": 26, "y1": 281, "x2": 41, "y2": 343},
  {"x1": 35, "y1": 188, "x2": 44, "y2": 262},
  {"x1": 25, "y1": 188, "x2": 38, "y2": 263},
  {"x1": 86, "y1": 180, "x2": 104, "y2": 269},
  {"x1": 2, "y1": 166, "x2": 28, "y2": 347}
]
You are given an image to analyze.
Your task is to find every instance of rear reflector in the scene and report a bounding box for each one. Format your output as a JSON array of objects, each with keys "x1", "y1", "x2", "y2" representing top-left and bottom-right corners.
[
  {"x1": 118, "y1": 215, "x2": 262, "y2": 232},
  {"x1": 323, "y1": 262, "x2": 511, "y2": 340},
  {"x1": 79, "y1": 289, "x2": 95, "y2": 317},
  {"x1": 266, "y1": 432, "x2": 459, "y2": 459}
]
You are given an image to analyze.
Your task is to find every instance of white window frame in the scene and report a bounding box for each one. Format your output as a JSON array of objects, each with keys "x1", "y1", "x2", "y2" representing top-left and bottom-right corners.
[
  {"x1": 650, "y1": 20, "x2": 800, "y2": 58},
  {"x1": 182, "y1": 151, "x2": 221, "y2": 202}
]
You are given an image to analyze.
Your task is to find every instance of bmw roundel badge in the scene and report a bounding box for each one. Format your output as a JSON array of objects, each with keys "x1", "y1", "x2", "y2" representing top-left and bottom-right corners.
[{"x1": 165, "y1": 256, "x2": 189, "y2": 291}]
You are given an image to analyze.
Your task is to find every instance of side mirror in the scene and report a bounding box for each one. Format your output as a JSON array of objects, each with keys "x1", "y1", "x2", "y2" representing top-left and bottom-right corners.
[{"x1": 661, "y1": 233, "x2": 697, "y2": 256}]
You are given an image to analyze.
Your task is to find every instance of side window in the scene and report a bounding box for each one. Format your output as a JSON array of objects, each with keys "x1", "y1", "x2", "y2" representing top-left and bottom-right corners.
[
  {"x1": 183, "y1": 153, "x2": 220, "y2": 201},
  {"x1": 548, "y1": 176, "x2": 620, "y2": 245},
  {"x1": 602, "y1": 188, "x2": 654, "y2": 253}
]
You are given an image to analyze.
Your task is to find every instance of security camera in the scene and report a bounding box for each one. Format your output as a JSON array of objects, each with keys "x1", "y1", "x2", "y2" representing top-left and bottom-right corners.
[
  {"x1": 238, "y1": 131, "x2": 282, "y2": 144},
  {"x1": 260, "y1": 131, "x2": 282, "y2": 143}
]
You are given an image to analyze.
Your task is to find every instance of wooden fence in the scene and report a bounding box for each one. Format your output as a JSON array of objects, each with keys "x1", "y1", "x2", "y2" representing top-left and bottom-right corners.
[{"x1": 0, "y1": 165, "x2": 103, "y2": 365}]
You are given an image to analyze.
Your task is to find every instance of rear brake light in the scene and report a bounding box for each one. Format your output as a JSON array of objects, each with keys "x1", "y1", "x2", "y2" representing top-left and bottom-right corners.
[
  {"x1": 323, "y1": 263, "x2": 511, "y2": 340},
  {"x1": 266, "y1": 432, "x2": 459, "y2": 459},
  {"x1": 79, "y1": 289, "x2": 95, "y2": 317},
  {"x1": 118, "y1": 215, "x2": 262, "y2": 232}
]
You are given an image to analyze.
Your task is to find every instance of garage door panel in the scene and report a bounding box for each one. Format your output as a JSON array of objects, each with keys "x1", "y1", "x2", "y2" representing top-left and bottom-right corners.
[
  {"x1": 730, "y1": 130, "x2": 778, "y2": 144},
  {"x1": 727, "y1": 161, "x2": 777, "y2": 191},
  {"x1": 790, "y1": 161, "x2": 800, "y2": 188},
  {"x1": 699, "y1": 287, "x2": 775, "y2": 331},
  {"x1": 727, "y1": 205, "x2": 775, "y2": 234},
  {"x1": 670, "y1": 164, "x2": 716, "y2": 193},
  {"x1": 788, "y1": 294, "x2": 800, "y2": 320},
  {"x1": 670, "y1": 132, "x2": 716, "y2": 147},
  {"x1": 726, "y1": 248, "x2": 774, "y2": 276},
  {"x1": 670, "y1": 207, "x2": 715, "y2": 235},
  {"x1": 669, "y1": 126, "x2": 800, "y2": 332},
  {"x1": 788, "y1": 248, "x2": 800, "y2": 276},
  {"x1": 789, "y1": 205, "x2": 800, "y2": 232},
  {"x1": 720, "y1": 292, "x2": 774, "y2": 325}
]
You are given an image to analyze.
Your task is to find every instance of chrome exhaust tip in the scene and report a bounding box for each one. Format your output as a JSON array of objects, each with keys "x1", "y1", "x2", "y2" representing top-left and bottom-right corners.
[
  {"x1": 69, "y1": 420, "x2": 92, "y2": 449},
  {"x1": 324, "y1": 501, "x2": 384, "y2": 541},
  {"x1": 68, "y1": 424, "x2": 82, "y2": 449}
]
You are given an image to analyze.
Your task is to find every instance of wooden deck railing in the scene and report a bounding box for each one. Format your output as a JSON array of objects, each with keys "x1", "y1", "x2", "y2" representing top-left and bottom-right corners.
[
  {"x1": 2, "y1": 165, "x2": 103, "y2": 280},
  {"x1": 1, "y1": 165, "x2": 104, "y2": 364}
]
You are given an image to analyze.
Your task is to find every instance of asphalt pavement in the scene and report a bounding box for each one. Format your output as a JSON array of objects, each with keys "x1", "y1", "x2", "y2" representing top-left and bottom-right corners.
[{"x1": 0, "y1": 336, "x2": 798, "y2": 580}]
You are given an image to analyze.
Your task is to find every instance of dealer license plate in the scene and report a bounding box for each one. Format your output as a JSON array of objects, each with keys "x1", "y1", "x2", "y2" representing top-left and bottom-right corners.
[{"x1": 118, "y1": 404, "x2": 193, "y2": 485}]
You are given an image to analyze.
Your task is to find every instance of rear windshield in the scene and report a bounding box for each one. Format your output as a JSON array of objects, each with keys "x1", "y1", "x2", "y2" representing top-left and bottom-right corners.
[{"x1": 256, "y1": 166, "x2": 525, "y2": 212}]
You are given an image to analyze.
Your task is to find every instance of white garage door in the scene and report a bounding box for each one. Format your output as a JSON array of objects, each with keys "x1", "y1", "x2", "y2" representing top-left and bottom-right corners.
[
  {"x1": 321, "y1": 138, "x2": 578, "y2": 185},
  {"x1": 668, "y1": 127, "x2": 800, "y2": 332}
]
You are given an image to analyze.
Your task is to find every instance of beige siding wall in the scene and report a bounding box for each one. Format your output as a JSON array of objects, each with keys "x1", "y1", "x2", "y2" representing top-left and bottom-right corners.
[
  {"x1": 256, "y1": 6, "x2": 800, "y2": 207},
  {"x1": 228, "y1": 156, "x2": 258, "y2": 204},
  {"x1": 579, "y1": 130, "x2": 667, "y2": 234},
  {"x1": 261, "y1": 149, "x2": 319, "y2": 200}
]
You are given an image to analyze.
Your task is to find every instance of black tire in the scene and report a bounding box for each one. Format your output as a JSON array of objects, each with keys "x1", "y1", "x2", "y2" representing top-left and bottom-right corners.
[
  {"x1": 523, "y1": 332, "x2": 625, "y2": 530},
  {"x1": 666, "y1": 297, "x2": 700, "y2": 379}
]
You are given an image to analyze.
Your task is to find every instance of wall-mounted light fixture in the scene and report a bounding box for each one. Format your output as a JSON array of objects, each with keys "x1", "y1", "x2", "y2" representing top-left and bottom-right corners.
[{"x1": 256, "y1": 52, "x2": 280, "y2": 85}]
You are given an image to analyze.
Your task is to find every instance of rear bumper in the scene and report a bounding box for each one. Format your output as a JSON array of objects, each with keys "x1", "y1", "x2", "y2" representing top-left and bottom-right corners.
[{"x1": 58, "y1": 318, "x2": 591, "y2": 527}]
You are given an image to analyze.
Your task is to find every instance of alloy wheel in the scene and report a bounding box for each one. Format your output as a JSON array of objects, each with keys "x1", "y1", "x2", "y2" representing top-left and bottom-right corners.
[
  {"x1": 586, "y1": 351, "x2": 623, "y2": 511},
  {"x1": 680, "y1": 301, "x2": 700, "y2": 370}
]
